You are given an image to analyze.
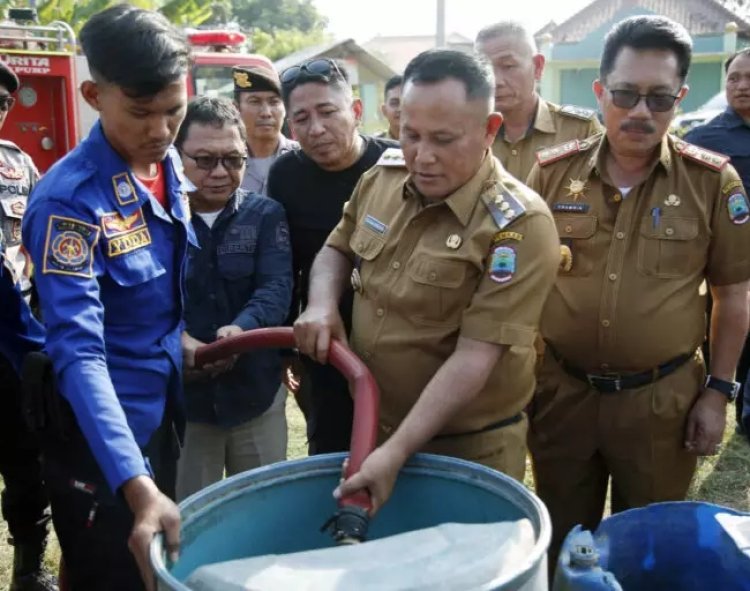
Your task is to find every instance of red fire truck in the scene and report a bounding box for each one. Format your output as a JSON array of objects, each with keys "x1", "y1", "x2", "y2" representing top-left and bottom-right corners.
[{"x1": 0, "y1": 19, "x2": 273, "y2": 172}]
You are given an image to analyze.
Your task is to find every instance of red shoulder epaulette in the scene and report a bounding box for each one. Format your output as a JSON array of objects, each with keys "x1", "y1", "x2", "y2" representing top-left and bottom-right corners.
[{"x1": 675, "y1": 140, "x2": 730, "y2": 171}]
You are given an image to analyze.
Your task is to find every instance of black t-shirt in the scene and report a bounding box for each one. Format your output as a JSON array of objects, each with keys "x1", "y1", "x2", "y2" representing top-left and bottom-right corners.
[{"x1": 267, "y1": 135, "x2": 397, "y2": 327}]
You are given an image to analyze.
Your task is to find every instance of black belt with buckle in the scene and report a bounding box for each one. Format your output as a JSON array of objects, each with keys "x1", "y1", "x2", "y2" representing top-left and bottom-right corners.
[{"x1": 547, "y1": 346, "x2": 693, "y2": 393}]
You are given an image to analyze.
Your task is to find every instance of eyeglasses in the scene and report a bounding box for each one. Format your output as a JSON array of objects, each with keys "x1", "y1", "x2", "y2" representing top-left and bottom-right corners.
[
  {"x1": 0, "y1": 96, "x2": 15, "y2": 112},
  {"x1": 280, "y1": 58, "x2": 345, "y2": 88},
  {"x1": 182, "y1": 153, "x2": 247, "y2": 171},
  {"x1": 607, "y1": 88, "x2": 680, "y2": 113}
]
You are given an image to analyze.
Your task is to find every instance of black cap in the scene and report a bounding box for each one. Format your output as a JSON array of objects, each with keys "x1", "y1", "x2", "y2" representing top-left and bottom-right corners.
[
  {"x1": 0, "y1": 61, "x2": 19, "y2": 94},
  {"x1": 233, "y1": 65, "x2": 281, "y2": 96}
]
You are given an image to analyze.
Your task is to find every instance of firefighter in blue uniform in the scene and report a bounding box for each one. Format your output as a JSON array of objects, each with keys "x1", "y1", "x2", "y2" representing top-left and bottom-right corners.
[{"x1": 21, "y1": 6, "x2": 198, "y2": 590}]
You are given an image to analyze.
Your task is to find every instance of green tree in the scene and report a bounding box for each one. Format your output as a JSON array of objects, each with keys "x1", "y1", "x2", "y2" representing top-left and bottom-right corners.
[
  {"x1": 232, "y1": 0, "x2": 327, "y2": 32},
  {"x1": 251, "y1": 26, "x2": 330, "y2": 61}
]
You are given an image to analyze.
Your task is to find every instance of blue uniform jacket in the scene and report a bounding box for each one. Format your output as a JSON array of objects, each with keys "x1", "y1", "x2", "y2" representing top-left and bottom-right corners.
[
  {"x1": 22, "y1": 122, "x2": 196, "y2": 492},
  {"x1": 0, "y1": 261, "x2": 44, "y2": 373},
  {"x1": 184, "y1": 190, "x2": 292, "y2": 426},
  {"x1": 685, "y1": 108, "x2": 750, "y2": 190}
]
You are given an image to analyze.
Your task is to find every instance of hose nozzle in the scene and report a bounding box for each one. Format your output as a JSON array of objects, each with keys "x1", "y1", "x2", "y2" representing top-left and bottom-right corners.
[{"x1": 320, "y1": 505, "x2": 370, "y2": 545}]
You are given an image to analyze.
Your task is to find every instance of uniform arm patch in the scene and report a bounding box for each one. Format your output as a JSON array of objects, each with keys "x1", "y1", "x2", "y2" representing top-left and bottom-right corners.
[{"x1": 42, "y1": 215, "x2": 100, "y2": 278}]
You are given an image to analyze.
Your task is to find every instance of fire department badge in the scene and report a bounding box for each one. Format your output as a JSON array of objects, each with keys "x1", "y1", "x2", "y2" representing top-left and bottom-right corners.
[
  {"x1": 43, "y1": 215, "x2": 99, "y2": 277},
  {"x1": 100, "y1": 209, "x2": 146, "y2": 238}
]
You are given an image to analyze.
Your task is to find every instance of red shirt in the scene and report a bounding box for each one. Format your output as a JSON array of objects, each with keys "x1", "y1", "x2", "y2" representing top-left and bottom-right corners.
[{"x1": 136, "y1": 162, "x2": 167, "y2": 209}]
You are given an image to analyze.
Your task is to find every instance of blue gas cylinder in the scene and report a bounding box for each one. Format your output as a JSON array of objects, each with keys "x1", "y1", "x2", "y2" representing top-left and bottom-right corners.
[{"x1": 553, "y1": 502, "x2": 750, "y2": 591}]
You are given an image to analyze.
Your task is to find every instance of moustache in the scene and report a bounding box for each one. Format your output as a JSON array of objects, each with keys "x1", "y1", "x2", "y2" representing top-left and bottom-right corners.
[{"x1": 620, "y1": 120, "x2": 656, "y2": 133}]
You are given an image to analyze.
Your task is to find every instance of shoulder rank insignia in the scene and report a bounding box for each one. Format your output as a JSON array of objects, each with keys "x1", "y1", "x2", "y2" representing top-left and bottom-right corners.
[
  {"x1": 675, "y1": 140, "x2": 730, "y2": 171},
  {"x1": 536, "y1": 139, "x2": 582, "y2": 167},
  {"x1": 376, "y1": 147, "x2": 406, "y2": 167},
  {"x1": 559, "y1": 105, "x2": 597, "y2": 121},
  {"x1": 483, "y1": 186, "x2": 526, "y2": 230}
]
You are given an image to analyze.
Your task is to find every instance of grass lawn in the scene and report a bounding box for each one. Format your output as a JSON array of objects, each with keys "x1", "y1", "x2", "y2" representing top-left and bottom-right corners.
[{"x1": 0, "y1": 394, "x2": 748, "y2": 587}]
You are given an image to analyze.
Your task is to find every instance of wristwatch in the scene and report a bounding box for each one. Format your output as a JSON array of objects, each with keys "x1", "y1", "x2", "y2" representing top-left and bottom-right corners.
[{"x1": 704, "y1": 375, "x2": 740, "y2": 401}]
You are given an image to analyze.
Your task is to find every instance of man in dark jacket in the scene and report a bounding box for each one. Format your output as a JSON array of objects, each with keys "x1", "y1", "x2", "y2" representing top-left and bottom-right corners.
[{"x1": 176, "y1": 96, "x2": 292, "y2": 500}]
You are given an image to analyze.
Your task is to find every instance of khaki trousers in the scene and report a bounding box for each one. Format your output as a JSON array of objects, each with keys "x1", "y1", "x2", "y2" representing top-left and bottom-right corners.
[
  {"x1": 529, "y1": 351, "x2": 703, "y2": 562},
  {"x1": 177, "y1": 387, "x2": 288, "y2": 501},
  {"x1": 379, "y1": 414, "x2": 528, "y2": 482}
]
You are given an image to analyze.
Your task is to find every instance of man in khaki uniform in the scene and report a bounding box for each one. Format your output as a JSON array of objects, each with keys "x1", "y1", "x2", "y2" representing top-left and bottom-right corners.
[
  {"x1": 526, "y1": 15, "x2": 750, "y2": 563},
  {"x1": 476, "y1": 21, "x2": 600, "y2": 181},
  {"x1": 294, "y1": 49, "x2": 559, "y2": 514}
]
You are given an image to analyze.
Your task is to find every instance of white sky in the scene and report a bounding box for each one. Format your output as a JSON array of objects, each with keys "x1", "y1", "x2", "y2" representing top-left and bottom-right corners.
[{"x1": 313, "y1": 0, "x2": 594, "y2": 43}]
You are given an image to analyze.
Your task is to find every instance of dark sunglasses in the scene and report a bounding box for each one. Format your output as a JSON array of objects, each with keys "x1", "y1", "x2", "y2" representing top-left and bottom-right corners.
[
  {"x1": 280, "y1": 58, "x2": 344, "y2": 87},
  {"x1": 182, "y1": 153, "x2": 247, "y2": 171},
  {"x1": 607, "y1": 88, "x2": 680, "y2": 113},
  {"x1": 0, "y1": 96, "x2": 15, "y2": 112}
]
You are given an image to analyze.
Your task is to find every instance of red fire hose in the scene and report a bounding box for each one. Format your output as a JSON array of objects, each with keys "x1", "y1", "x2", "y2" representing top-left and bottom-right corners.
[{"x1": 195, "y1": 327, "x2": 380, "y2": 542}]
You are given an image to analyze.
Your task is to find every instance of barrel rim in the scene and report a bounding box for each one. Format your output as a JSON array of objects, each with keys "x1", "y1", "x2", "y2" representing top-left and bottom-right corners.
[{"x1": 151, "y1": 452, "x2": 551, "y2": 590}]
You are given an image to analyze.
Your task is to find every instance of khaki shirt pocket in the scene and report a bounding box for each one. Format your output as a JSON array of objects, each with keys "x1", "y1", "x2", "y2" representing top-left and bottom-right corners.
[
  {"x1": 554, "y1": 215, "x2": 598, "y2": 276},
  {"x1": 350, "y1": 226, "x2": 386, "y2": 261},
  {"x1": 406, "y1": 253, "x2": 468, "y2": 326},
  {"x1": 637, "y1": 217, "x2": 704, "y2": 278}
]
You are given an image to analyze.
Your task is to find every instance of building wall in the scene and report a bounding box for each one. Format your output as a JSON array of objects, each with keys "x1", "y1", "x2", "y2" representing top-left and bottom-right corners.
[
  {"x1": 318, "y1": 50, "x2": 387, "y2": 133},
  {"x1": 545, "y1": 4, "x2": 736, "y2": 114}
]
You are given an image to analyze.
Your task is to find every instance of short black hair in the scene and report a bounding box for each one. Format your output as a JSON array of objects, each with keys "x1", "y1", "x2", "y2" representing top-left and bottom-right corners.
[
  {"x1": 280, "y1": 58, "x2": 351, "y2": 106},
  {"x1": 384, "y1": 74, "x2": 403, "y2": 98},
  {"x1": 80, "y1": 4, "x2": 190, "y2": 98},
  {"x1": 600, "y1": 15, "x2": 692, "y2": 83},
  {"x1": 175, "y1": 96, "x2": 247, "y2": 150},
  {"x1": 726, "y1": 47, "x2": 750, "y2": 72},
  {"x1": 403, "y1": 49, "x2": 494, "y2": 103}
]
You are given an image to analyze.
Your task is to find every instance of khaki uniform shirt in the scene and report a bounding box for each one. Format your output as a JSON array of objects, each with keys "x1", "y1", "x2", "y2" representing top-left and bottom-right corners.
[
  {"x1": 526, "y1": 132, "x2": 750, "y2": 372},
  {"x1": 326, "y1": 150, "x2": 559, "y2": 434},
  {"x1": 0, "y1": 139, "x2": 38, "y2": 292},
  {"x1": 493, "y1": 99, "x2": 600, "y2": 182}
]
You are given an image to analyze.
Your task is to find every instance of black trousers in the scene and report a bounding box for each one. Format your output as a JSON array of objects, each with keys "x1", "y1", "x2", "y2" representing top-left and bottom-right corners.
[
  {"x1": 299, "y1": 357, "x2": 354, "y2": 455},
  {"x1": 0, "y1": 355, "x2": 50, "y2": 546},
  {"x1": 42, "y1": 404, "x2": 178, "y2": 591}
]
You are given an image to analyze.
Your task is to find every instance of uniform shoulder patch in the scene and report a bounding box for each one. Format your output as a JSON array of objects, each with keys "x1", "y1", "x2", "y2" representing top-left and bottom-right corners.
[
  {"x1": 482, "y1": 184, "x2": 527, "y2": 230},
  {"x1": 42, "y1": 215, "x2": 100, "y2": 278},
  {"x1": 559, "y1": 104, "x2": 597, "y2": 121},
  {"x1": 675, "y1": 140, "x2": 730, "y2": 171},
  {"x1": 536, "y1": 139, "x2": 583, "y2": 167},
  {"x1": 376, "y1": 147, "x2": 406, "y2": 167}
]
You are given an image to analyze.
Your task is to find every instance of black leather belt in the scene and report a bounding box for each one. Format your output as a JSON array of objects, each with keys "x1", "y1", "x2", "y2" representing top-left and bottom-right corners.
[
  {"x1": 547, "y1": 346, "x2": 693, "y2": 393},
  {"x1": 432, "y1": 412, "x2": 523, "y2": 440}
]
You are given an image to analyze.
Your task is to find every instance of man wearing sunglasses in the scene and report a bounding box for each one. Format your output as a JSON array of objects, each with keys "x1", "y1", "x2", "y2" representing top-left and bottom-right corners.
[
  {"x1": 0, "y1": 61, "x2": 58, "y2": 591},
  {"x1": 526, "y1": 15, "x2": 750, "y2": 568},
  {"x1": 233, "y1": 64, "x2": 298, "y2": 195},
  {"x1": 174, "y1": 96, "x2": 292, "y2": 501},
  {"x1": 476, "y1": 21, "x2": 601, "y2": 182},
  {"x1": 267, "y1": 58, "x2": 397, "y2": 456}
]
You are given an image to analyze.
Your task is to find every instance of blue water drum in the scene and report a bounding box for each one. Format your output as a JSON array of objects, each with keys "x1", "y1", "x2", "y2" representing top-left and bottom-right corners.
[
  {"x1": 553, "y1": 502, "x2": 750, "y2": 591},
  {"x1": 152, "y1": 453, "x2": 551, "y2": 590}
]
